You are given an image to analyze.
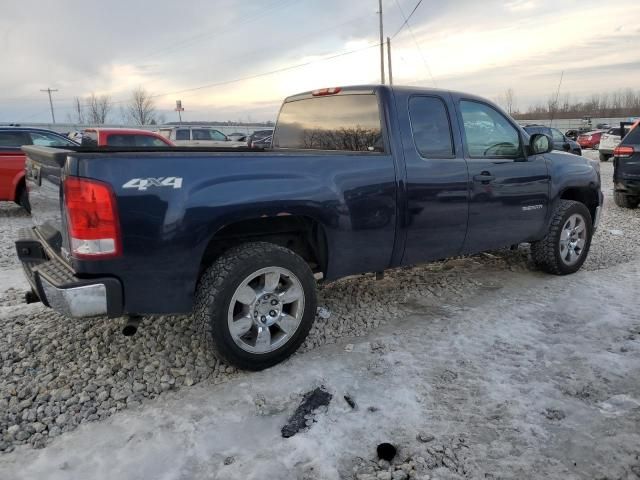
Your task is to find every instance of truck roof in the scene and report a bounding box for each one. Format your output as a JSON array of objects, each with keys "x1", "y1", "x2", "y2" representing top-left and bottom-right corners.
[{"x1": 283, "y1": 84, "x2": 480, "y2": 103}]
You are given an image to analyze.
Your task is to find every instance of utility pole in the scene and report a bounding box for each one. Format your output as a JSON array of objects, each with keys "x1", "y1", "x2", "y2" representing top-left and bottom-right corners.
[
  {"x1": 40, "y1": 88, "x2": 58, "y2": 123},
  {"x1": 378, "y1": 0, "x2": 385, "y2": 84},
  {"x1": 387, "y1": 37, "x2": 393, "y2": 85}
]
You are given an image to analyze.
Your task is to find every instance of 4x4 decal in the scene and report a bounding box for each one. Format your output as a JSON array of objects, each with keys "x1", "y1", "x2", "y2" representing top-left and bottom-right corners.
[{"x1": 122, "y1": 177, "x2": 183, "y2": 191}]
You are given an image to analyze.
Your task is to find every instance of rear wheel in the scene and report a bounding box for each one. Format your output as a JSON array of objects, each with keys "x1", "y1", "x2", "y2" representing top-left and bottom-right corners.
[
  {"x1": 599, "y1": 152, "x2": 610, "y2": 162},
  {"x1": 531, "y1": 200, "x2": 593, "y2": 275},
  {"x1": 614, "y1": 191, "x2": 639, "y2": 209},
  {"x1": 593, "y1": 143, "x2": 600, "y2": 150},
  {"x1": 16, "y1": 185, "x2": 30, "y2": 214},
  {"x1": 194, "y1": 242, "x2": 317, "y2": 371}
]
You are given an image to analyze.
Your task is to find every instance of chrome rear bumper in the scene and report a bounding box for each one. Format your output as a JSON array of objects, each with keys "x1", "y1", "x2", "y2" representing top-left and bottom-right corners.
[{"x1": 16, "y1": 227, "x2": 123, "y2": 318}]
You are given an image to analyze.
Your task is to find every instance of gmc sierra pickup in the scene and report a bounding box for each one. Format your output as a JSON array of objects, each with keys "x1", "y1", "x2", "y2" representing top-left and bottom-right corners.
[{"x1": 16, "y1": 85, "x2": 603, "y2": 370}]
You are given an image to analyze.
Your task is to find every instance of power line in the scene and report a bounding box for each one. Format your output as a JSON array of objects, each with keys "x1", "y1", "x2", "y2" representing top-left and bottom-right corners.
[
  {"x1": 391, "y1": 0, "x2": 423, "y2": 38},
  {"x1": 392, "y1": 0, "x2": 436, "y2": 87},
  {"x1": 147, "y1": 42, "x2": 382, "y2": 100}
]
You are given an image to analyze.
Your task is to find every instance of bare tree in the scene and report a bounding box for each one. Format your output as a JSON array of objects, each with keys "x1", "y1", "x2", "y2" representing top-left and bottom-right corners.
[
  {"x1": 86, "y1": 93, "x2": 112, "y2": 124},
  {"x1": 504, "y1": 88, "x2": 516, "y2": 115},
  {"x1": 127, "y1": 87, "x2": 156, "y2": 125},
  {"x1": 72, "y1": 97, "x2": 86, "y2": 124}
]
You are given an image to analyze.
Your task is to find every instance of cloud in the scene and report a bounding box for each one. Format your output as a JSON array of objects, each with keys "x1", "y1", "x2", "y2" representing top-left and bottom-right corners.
[{"x1": 0, "y1": 0, "x2": 638, "y2": 122}]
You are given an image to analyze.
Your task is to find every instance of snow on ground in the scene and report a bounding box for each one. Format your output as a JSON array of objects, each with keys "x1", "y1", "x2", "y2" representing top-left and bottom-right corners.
[
  {"x1": 1, "y1": 150, "x2": 639, "y2": 478},
  {"x1": 1, "y1": 256, "x2": 639, "y2": 479}
]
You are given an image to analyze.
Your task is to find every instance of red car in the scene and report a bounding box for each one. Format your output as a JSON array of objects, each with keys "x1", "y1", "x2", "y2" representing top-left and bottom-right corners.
[
  {"x1": 81, "y1": 128, "x2": 175, "y2": 147},
  {"x1": 0, "y1": 128, "x2": 78, "y2": 211},
  {"x1": 577, "y1": 130, "x2": 604, "y2": 150}
]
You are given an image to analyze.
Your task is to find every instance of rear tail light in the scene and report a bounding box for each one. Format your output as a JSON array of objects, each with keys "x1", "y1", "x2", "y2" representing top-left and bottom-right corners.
[
  {"x1": 614, "y1": 146, "x2": 635, "y2": 158},
  {"x1": 64, "y1": 177, "x2": 121, "y2": 258}
]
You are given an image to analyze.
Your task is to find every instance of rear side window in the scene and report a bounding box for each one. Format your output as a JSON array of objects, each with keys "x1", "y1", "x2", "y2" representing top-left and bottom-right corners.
[
  {"x1": 192, "y1": 129, "x2": 226, "y2": 141},
  {"x1": 29, "y1": 132, "x2": 75, "y2": 147},
  {"x1": 0, "y1": 131, "x2": 30, "y2": 147},
  {"x1": 623, "y1": 124, "x2": 640, "y2": 144},
  {"x1": 460, "y1": 101, "x2": 520, "y2": 158},
  {"x1": 133, "y1": 135, "x2": 170, "y2": 147},
  {"x1": 274, "y1": 94, "x2": 384, "y2": 152},
  {"x1": 106, "y1": 135, "x2": 136, "y2": 147},
  {"x1": 408, "y1": 96, "x2": 453, "y2": 157},
  {"x1": 176, "y1": 129, "x2": 190, "y2": 141},
  {"x1": 158, "y1": 129, "x2": 172, "y2": 139}
]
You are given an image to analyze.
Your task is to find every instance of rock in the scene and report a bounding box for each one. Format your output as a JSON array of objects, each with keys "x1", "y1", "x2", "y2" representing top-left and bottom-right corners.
[
  {"x1": 7, "y1": 425, "x2": 20, "y2": 438},
  {"x1": 392, "y1": 470, "x2": 408, "y2": 480},
  {"x1": 55, "y1": 413, "x2": 69, "y2": 426},
  {"x1": 96, "y1": 390, "x2": 110, "y2": 403},
  {"x1": 111, "y1": 389, "x2": 128, "y2": 401},
  {"x1": 133, "y1": 382, "x2": 146, "y2": 393},
  {"x1": 223, "y1": 456, "x2": 235, "y2": 465},
  {"x1": 32, "y1": 422, "x2": 46, "y2": 433},
  {"x1": 377, "y1": 472, "x2": 392, "y2": 480}
]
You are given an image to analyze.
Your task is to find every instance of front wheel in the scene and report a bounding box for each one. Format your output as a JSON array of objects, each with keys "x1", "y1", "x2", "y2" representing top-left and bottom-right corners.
[
  {"x1": 531, "y1": 200, "x2": 593, "y2": 275},
  {"x1": 194, "y1": 242, "x2": 317, "y2": 371}
]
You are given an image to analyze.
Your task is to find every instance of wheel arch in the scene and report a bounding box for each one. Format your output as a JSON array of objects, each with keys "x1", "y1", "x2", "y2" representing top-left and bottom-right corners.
[
  {"x1": 558, "y1": 186, "x2": 599, "y2": 225},
  {"x1": 11, "y1": 171, "x2": 26, "y2": 202},
  {"x1": 199, "y1": 214, "x2": 329, "y2": 281}
]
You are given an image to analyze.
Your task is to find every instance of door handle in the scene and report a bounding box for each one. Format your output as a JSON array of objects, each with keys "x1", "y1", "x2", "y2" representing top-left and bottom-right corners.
[{"x1": 473, "y1": 172, "x2": 495, "y2": 182}]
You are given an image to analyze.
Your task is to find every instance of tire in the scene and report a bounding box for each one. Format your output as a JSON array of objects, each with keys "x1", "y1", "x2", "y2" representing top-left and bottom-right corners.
[
  {"x1": 16, "y1": 185, "x2": 30, "y2": 214},
  {"x1": 614, "y1": 191, "x2": 640, "y2": 209},
  {"x1": 194, "y1": 242, "x2": 317, "y2": 371},
  {"x1": 599, "y1": 152, "x2": 609, "y2": 162},
  {"x1": 593, "y1": 143, "x2": 599, "y2": 150},
  {"x1": 531, "y1": 200, "x2": 593, "y2": 275}
]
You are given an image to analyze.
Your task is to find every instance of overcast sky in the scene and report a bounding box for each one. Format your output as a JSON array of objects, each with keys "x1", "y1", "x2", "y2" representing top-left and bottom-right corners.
[{"x1": 1, "y1": 0, "x2": 639, "y2": 123}]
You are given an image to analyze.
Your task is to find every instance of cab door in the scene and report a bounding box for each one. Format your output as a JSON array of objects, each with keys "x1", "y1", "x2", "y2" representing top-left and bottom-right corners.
[
  {"x1": 397, "y1": 93, "x2": 470, "y2": 265},
  {"x1": 454, "y1": 97, "x2": 550, "y2": 253}
]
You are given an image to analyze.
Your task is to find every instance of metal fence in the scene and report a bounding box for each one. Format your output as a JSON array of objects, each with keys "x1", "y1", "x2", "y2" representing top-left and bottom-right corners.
[{"x1": 515, "y1": 117, "x2": 636, "y2": 132}]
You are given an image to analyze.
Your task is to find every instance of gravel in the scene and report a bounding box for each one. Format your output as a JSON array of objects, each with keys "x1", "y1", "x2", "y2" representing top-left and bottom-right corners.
[{"x1": 1, "y1": 149, "x2": 638, "y2": 452}]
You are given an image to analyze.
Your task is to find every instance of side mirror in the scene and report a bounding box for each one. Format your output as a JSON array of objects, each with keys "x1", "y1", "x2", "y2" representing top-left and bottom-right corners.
[{"x1": 529, "y1": 133, "x2": 553, "y2": 155}]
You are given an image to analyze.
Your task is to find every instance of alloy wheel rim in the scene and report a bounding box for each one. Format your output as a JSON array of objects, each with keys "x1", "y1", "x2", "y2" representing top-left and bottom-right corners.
[
  {"x1": 227, "y1": 267, "x2": 305, "y2": 354},
  {"x1": 559, "y1": 213, "x2": 587, "y2": 266}
]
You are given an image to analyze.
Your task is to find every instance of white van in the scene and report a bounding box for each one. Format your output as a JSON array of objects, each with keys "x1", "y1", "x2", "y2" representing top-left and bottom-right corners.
[{"x1": 158, "y1": 126, "x2": 247, "y2": 147}]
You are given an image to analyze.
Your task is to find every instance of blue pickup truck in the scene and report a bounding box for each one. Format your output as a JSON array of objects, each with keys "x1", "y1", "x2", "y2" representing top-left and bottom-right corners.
[{"x1": 16, "y1": 85, "x2": 603, "y2": 370}]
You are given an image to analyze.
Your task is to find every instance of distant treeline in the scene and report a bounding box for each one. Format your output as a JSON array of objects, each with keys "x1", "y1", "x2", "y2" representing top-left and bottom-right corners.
[{"x1": 511, "y1": 89, "x2": 640, "y2": 120}]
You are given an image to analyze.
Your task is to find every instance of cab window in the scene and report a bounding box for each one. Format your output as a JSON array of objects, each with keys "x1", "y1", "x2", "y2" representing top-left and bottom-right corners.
[
  {"x1": 460, "y1": 101, "x2": 521, "y2": 158},
  {"x1": 408, "y1": 96, "x2": 454, "y2": 158}
]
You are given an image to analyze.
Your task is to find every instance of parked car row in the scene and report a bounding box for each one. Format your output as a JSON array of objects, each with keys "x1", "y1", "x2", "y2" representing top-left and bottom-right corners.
[
  {"x1": 157, "y1": 126, "x2": 273, "y2": 148},
  {"x1": 522, "y1": 125, "x2": 582, "y2": 156},
  {"x1": 0, "y1": 127, "x2": 79, "y2": 212}
]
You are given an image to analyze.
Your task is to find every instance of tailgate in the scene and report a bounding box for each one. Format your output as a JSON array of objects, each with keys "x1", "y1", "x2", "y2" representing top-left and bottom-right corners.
[{"x1": 22, "y1": 145, "x2": 73, "y2": 256}]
